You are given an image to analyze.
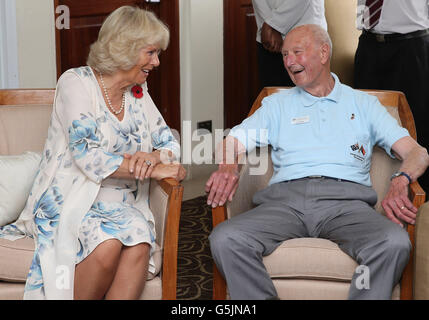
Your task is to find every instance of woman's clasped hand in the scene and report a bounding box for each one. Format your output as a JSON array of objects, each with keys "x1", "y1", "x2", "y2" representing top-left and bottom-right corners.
[
  {"x1": 124, "y1": 151, "x2": 186, "y2": 182},
  {"x1": 124, "y1": 151, "x2": 161, "y2": 180}
]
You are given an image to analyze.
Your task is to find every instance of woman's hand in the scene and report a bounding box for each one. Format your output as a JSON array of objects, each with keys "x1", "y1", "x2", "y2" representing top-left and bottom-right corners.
[
  {"x1": 124, "y1": 151, "x2": 161, "y2": 181},
  {"x1": 150, "y1": 163, "x2": 186, "y2": 182}
]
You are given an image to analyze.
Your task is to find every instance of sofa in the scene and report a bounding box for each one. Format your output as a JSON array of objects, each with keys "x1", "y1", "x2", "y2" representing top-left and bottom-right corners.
[{"x1": 0, "y1": 89, "x2": 183, "y2": 300}]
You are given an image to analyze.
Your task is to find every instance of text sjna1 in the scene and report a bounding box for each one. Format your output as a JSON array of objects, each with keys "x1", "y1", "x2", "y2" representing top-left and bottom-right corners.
[{"x1": 170, "y1": 304, "x2": 256, "y2": 317}]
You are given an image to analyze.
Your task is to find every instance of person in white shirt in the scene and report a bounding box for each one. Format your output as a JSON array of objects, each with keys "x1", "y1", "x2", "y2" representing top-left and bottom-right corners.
[
  {"x1": 252, "y1": 0, "x2": 327, "y2": 88},
  {"x1": 354, "y1": 0, "x2": 429, "y2": 193}
]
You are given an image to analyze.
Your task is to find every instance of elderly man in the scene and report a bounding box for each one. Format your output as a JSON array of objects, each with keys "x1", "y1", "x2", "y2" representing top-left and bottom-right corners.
[{"x1": 206, "y1": 24, "x2": 429, "y2": 300}]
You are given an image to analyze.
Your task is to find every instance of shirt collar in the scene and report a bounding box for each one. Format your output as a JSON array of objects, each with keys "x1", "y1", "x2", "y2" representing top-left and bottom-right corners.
[{"x1": 299, "y1": 73, "x2": 342, "y2": 107}]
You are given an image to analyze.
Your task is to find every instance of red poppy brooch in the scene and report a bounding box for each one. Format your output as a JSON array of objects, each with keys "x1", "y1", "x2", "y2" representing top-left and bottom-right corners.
[{"x1": 131, "y1": 85, "x2": 143, "y2": 99}]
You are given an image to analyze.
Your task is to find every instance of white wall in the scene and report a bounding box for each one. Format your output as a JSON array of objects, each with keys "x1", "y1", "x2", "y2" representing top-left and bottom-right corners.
[
  {"x1": 180, "y1": 0, "x2": 224, "y2": 179},
  {"x1": 0, "y1": 0, "x2": 20, "y2": 88},
  {"x1": 15, "y1": 0, "x2": 57, "y2": 88}
]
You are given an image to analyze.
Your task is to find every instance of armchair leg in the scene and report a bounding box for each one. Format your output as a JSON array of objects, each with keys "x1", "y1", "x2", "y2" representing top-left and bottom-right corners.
[
  {"x1": 212, "y1": 206, "x2": 228, "y2": 300},
  {"x1": 158, "y1": 178, "x2": 183, "y2": 300}
]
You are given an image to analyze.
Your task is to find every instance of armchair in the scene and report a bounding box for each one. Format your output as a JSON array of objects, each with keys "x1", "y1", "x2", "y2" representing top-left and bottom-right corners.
[
  {"x1": 212, "y1": 88, "x2": 426, "y2": 300},
  {"x1": 0, "y1": 89, "x2": 182, "y2": 300}
]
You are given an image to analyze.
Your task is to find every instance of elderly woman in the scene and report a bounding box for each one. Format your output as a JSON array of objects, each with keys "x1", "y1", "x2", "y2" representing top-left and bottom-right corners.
[{"x1": 1, "y1": 6, "x2": 185, "y2": 300}]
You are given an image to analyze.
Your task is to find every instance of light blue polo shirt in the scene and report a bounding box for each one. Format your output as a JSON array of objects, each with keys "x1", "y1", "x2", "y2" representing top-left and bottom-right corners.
[{"x1": 229, "y1": 73, "x2": 409, "y2": 186}]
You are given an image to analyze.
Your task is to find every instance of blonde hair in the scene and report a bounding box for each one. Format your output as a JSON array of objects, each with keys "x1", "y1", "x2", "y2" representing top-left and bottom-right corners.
[{"x1": 87, "y1": 6, "x2": 169, "y2": 75}]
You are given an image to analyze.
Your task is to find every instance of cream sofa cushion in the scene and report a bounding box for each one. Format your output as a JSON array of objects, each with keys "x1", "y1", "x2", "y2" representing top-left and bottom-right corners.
[
  {"x1": 0, "y1": 237, "x2": 34, "y2": 282},
  {"x1": 0, "y1": 236, "x2": 162, "y2": 283},
  {"x1": 0, "y1": 152, "x2": 42, "y2": 226},
  {"x1": 263, "y1": 238, "x2": 356, "y2": 281}
]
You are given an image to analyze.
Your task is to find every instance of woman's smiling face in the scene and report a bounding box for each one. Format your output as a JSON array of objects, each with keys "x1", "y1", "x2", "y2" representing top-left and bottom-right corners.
[{"x1": 127, "y1": 45, "x2": 161, "y2": 84}]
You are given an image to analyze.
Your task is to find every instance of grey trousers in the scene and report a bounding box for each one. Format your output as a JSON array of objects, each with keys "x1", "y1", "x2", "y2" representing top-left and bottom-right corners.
[{"x1": 209, "y1": 177, "x2": 411, "y2": 300}]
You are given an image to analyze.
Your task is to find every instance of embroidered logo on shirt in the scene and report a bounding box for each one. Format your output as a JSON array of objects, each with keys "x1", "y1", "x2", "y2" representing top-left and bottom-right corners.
[{"x1": 350, "y1": 142, "x2": 366, "y2": 161}]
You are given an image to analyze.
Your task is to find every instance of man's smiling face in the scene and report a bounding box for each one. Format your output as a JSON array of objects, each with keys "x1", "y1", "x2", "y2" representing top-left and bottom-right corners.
[{"x1": 281, "y1": 27, "x2": 326, "y2": 91}]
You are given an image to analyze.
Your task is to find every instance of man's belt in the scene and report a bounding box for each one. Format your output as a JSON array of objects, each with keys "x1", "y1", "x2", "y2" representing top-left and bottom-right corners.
[
  {"x1": 285, "y1": 176, "x2": 354, "y2": 183},
  {"x1": 362, "y1": 28, "x2": 429, "y2": 43}
]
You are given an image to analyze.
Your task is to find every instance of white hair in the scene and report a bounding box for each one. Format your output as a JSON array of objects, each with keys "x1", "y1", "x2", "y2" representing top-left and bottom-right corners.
[
  {"x1": 293, "y1": 24, "x2": 333, "y2": 60},
  {"x1": 87, "y1": 6, "x2": 170, "y2": 75}
]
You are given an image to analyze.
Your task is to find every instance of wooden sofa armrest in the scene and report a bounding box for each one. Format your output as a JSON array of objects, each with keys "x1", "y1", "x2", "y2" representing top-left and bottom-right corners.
[
  {"x1": 0, "y1": 89, "x2": 55, "y2": 105},
  {"x1": 409, "y1": 181, "x2": 426, "y2": 208},
  {"x1": 400, "y1": 181, "x2": 425, "y2": 299},
  {"x1": 156, "y1": 178, "x2": 183, "y2": 300}
]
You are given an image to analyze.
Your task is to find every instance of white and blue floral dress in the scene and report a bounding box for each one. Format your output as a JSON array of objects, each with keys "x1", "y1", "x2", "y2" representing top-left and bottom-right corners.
[
  {"x1": 76, "y1": 71, "x2": 157, "y2": 265},
  {"x1": 0, "y1": 66, "x2": 180, "y2": 299}
]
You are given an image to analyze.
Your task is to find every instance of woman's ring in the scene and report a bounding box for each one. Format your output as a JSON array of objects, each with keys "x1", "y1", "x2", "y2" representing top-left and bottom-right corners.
[
  {"x1": 145, "y1": 160, "x2": 152, "y2": 166},
  {"x1": 400, "y1": 206, "x2": 405, "y2": 210}
]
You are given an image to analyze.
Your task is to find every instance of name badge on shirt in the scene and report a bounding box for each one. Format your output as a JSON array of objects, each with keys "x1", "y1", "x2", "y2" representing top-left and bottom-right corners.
[{"x1": 291, "y1": 116, "x2": 310, "y2": 125}]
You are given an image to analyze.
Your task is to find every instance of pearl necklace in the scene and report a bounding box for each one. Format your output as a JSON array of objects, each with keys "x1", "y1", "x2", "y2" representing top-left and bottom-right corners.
[{"x1": 99, "y1": 73, "x2": 125, "y2": 115}]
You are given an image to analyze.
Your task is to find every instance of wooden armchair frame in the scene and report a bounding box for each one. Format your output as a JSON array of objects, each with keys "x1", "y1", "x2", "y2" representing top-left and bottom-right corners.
[
  {"x1": 212, "y1": 87, "x2": 426, "y2": 300},
  {"x1": 0, "y1": 89, "x2": 183, "y2": 300}
]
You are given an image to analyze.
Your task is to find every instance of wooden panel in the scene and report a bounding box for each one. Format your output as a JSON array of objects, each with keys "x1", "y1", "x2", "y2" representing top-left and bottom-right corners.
[{"x1": 224, "y1": 0, "x2": 260, "y2": 129}]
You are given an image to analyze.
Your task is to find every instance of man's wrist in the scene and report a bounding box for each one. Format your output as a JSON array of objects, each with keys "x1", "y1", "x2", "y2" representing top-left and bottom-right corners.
[
  {"x1": 219, "y1": 162, "x2": 238, "y2": 169},
  {"x1": 390, "y1": 171, "x2": 412, "y2": 184}
]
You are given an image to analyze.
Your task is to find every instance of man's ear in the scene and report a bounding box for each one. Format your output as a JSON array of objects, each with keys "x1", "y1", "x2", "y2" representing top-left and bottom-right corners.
[{"x1": 320, "y1": 43, "x2": 330, "y2": 65}]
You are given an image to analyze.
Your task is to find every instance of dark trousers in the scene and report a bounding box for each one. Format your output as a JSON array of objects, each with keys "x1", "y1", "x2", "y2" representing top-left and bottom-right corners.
[
  {"x1": 354, "y1": 32, "x2": 429, "y2": 192},
  {"x1": 256, "y1": 42, "x2": 294, "y2": 89}
]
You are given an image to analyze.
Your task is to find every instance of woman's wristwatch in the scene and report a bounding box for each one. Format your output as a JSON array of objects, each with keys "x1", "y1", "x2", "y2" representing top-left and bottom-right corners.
[{"x1": 390, "y1": 171, "x2": 412, "y2": 184}]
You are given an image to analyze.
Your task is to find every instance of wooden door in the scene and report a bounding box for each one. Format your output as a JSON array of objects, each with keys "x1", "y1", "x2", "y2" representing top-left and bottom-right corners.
[
  {"x1": 224, "y1": 0, "x2": 260, "y2": 129},
  {"x1": 54, "y1": 0, "x2": 180, "y2": 132}
]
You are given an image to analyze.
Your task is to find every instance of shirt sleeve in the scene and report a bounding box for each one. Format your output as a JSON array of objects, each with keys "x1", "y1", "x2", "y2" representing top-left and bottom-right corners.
[
  {"x1": 228, "y1": 96, "x2": 276, "y2": 153},
  {"x1": 142, "y1": 88, "x2": 181, "y2": 161},
  {"x1": 252, "y1": 0, "x2": 311, "y2": 34},
  {"x1": 55, "y1": 71, "x2": 123, "y2": 183},
  {"x1": 366, "y1": 95, "x2": 410, "y2": 158}
]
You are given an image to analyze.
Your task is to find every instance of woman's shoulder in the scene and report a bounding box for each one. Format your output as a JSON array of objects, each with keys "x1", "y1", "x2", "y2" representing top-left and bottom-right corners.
[
  {"x1": 57, "y1": 66, "x2": 97, "y2": 91},
  {"x1": 69, "y1": 66, "x2": 93, "y2": 78},
  {"x1": 58, "y1": 66, "x2": 94, "y2": 84},
  {"x1": 55, "y1": 67, "x2": 97, "y2": 103}
]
